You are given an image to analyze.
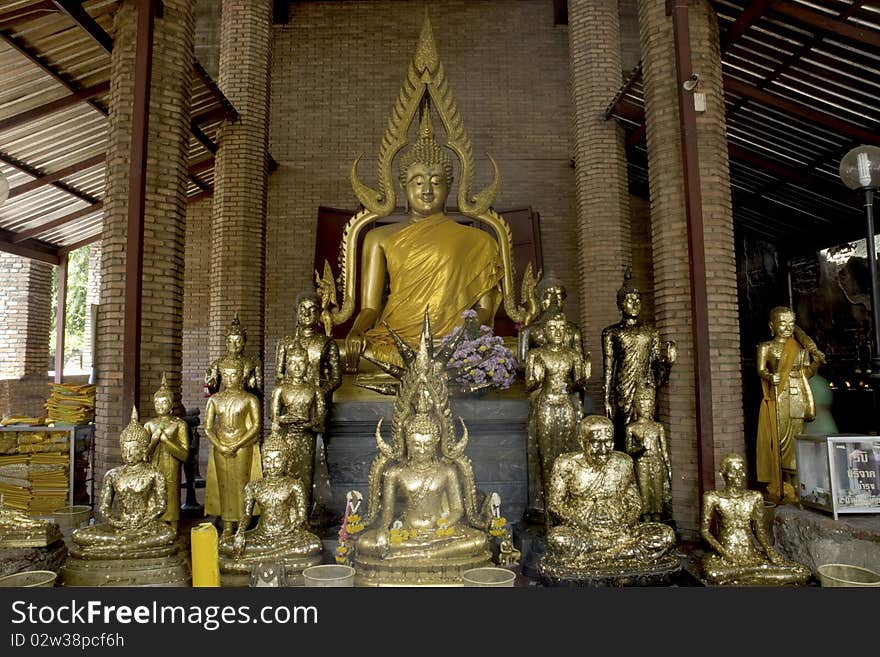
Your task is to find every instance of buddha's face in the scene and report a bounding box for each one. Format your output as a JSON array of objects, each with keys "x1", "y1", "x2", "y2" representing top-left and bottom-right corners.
[
  {"x1": 541, "y1": 286, "x2": 565, "y2": 313},
  {"x1": 226, "y1": 334, "x2": 244, "y2": 356},
  {"x1": 406, "y1": 428, "x2": 439, "y2": 465},
  {"x1": 620, "y1": 292, "x2": 641, "y2": 319},
  {"x1": 222, "y1": 366, "x2": 243, "y2": 389},
  {"x1": 121, "y1": 439, "x2": 147, "y2": 465},
  {"x1": 770, "y1": 310, "x2": 795, "y2": 340},
  {"x1": 635, "y1": 391, "x2": 654, "y2": 419},
  {"x1": 154, "y1": 395, "x2": 172, "y2": 416},
  {"x1": 721, "y1": 457, "x2": 746, "y2": 490},
  {"x1": 584, "y1": 426, "x2": 614, "y2": 465},
  {"x1": 404, "y1": 162, "x2": 449, "y2": 218},
  {"x1": 297, "y1": 300, "x2": 319, "y2": 329},
  {"x1": 263, "y1": 449, "x2": 286, "y2": 477},
  {"x1": 287, "y1": 355, "x2": 308, "y2": 381},
  {"x1": 545, "y1": 319, "x2": 567, "y2": 347}
]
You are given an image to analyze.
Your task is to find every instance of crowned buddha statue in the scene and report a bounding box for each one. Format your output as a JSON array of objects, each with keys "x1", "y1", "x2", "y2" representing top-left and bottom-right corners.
[
  {"x1": 144, "y1": 372, "x2": 190, "y2": 534},
  {"x1": 61, "y1": 408, "x2": 189, "y2": 586},
  {"x1": 205, "y1": 313, "x2": 263, "y2": 398},
  {"x1": 602, "y1": 269, "x2": 675, "y2": 449},
  {"x1": 525, "y1": 313, "x2": 589, "y2": 531},
  {"x1": 538, "y1": 415, "x2": 678, "y2": 582},
  {"x1": 352, "y1": 314, "x2": 495, "y2": 586},
  {"x1": 701, "y1": 454, "x2": 811, "y2": 586},
  {"x1": 316, "y1": 15, "x2": 540, "y2": 372},
  {"x1": 217, "y1": 432, "x2": 322, "y2": 586}
]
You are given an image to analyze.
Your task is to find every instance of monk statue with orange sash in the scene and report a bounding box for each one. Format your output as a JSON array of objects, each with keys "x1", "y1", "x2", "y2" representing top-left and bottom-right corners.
[{"x1": 755, "y1": 306, "x2": 825, "y2": 503}]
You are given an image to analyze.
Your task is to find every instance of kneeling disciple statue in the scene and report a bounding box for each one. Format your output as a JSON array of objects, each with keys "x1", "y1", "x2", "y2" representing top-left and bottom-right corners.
[
  {"x1": 218, "y1": 432, "x2": 322, "y2": 586},
  {"x1": 353, "y1": 314, "x2": 495, "y2": 586},
  {"x1": 538, "y1": 415, "x2": 678, "y2": 583},
  {"x1": 701, "y1": 454, "x2": 811, "y2": 586},
  {"x1": 61, "y1": 408, "x2": 189, "y2": 586}
]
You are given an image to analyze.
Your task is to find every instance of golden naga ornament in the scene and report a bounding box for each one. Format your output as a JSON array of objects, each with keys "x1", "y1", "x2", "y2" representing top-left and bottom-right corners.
[
  {"x1": 61, "y1": 408, "x2": 189, "y2": 586},
  {"x1": 352, "y1": 311, "x2": 499, "y2": 586},
  {"x1": 701, "y1": 454, "x2": 811, "y2": 586},
  {"x1": 315, "y1": 13, "x2": 541, "y2": 369}
]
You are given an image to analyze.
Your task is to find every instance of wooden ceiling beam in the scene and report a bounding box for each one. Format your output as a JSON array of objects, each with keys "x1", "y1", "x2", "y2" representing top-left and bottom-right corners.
[
  {"x1": 0, "y1": 1, "x2": 57, "y2": 30},
  {"x1": 12, "y1": 201, "x2": 103, "y2": 243},
  {"x1": 0, "y1": 150, "x2": 99, "y2": 205},
  {"x1": 0, "y1": 228, "x2": 59, "y2": 265},
  {"x1": 721, "y1": 0, "x2": 773, "y2": 53},
  {"x1": 770, "y1": 0, "x2": 879, "y2": 51},
  {"x1": 8, "y1": 153, "x2": 105, "y2": 199}
]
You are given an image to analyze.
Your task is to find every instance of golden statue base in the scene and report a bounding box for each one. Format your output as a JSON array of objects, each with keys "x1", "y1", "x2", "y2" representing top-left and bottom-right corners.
[
  {"x1": 60, "y1": 549, "x2": 190, "y2": 587},
  {"x1": 218, "y1": 553, "x2": 323, "y2": 587},
  {"x1": 538, "y1": 552, "x2": 682, "y2": 586},
  {"x1": 0, "y1": 525, "x2": 63, "y2": 549},
  {"x1": 353, "y1": 550, "x2": 493, "y2": 587}
]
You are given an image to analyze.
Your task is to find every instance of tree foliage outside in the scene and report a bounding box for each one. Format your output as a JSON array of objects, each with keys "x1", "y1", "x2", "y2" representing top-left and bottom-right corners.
[{"x1": 50, "y1": 245, "x2": 91, "y2": 368}]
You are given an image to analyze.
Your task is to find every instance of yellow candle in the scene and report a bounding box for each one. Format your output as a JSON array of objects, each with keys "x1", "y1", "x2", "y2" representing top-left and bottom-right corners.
[{"x1": 190, "y1": 522, "x2": 220, "y2": 587}]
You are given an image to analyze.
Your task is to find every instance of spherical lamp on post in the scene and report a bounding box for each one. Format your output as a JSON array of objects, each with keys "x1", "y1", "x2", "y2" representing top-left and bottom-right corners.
[{"x1": 840, "y1": 145, "x2": 880, "y2": 375}]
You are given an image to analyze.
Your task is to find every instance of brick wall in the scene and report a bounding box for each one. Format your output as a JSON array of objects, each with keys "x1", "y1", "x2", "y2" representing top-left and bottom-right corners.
[
  {"x1": 182, "y1": 198, "x2": 212, "y2": 416},
  {"x1": 94, "y1": 0, "x2": 195, "y2": 479}
]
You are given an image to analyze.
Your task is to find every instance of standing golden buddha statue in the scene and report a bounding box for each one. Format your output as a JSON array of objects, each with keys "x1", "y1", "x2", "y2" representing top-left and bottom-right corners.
[
  {"x1": 755, "y1": 306, "x2": 824, "y2": 503},
  {"x1": 205, "y1": 313, "x2": 263, "y2": 398},
  {"x1": 144, "y1": 372, "x2": 190, "y2": 534},
  {"x1": 204, "y1": 359, "x2": 262, "y2": 540},
  {"x1": 316, "y1": 15, "x2": 541, "y2": 371},
  {"x1": 352, "y1": 315, "x2": 496, "y2": 585},
  {"x1": 218, "y1": 432, "x2": 322, "y2": 586},
  {"x1": 538, "y1": 415, "x2": 678, "y2": 582},
  {"x1": 624, "y1": 386, "x2": 672, "y2": 522},
  {"x1": 701, "y1": 454, "x2": 811, "y2": 585},
  {"x1": 270, "y1": 343, "x2": 326, "y2": 518},
  {"x1": 602, "y1": 269, "x2": 675, "y2": 447},
  {"x1": 525, "y1": 314, "x2": 589, "y2": 531},
  {"x1": 61, "y1": 408, "x2": 189, "y2": 586},
  {"x1": 276, "y1": 290, "x2": 341, "y2": 398}
]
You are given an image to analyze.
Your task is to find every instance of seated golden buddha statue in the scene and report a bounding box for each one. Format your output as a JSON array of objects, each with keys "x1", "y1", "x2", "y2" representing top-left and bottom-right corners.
[
  {"x1": 217, "y1": 432, "x2": 322, "y2": 586},
  {"x1": 317, "y1": 15, "x2": 540, "y2": 372},
  {"x1": 701, "y1": 454, "x2": 811, "y2": 586},
  {"x1": 353, "y1": 315, "x2": 494, "y2": 585},
  {"x1": 61, "y1": 408, "x2": 189, "y2": 586},
  {"x1": 538, "y1": 415, "x2": 677, "y2": 580}
]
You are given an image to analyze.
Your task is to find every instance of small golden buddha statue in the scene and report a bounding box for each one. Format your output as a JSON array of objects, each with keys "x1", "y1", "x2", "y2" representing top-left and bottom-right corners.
[
  {"x1": 271, "y1": 342, "x2": 326, "y2": 517},
  {"x1": 205, "y1": 313, "x2": 263, "y2": 398},
  {"x1": 525, "y1": 314, "x2": 589, "y2": 531},
  {"x1": 701, "y1": 454, "x2": 811, "y2": 586},
  {"x1": 204, "y1": 359, "x2": 262, "y2": 540},
  {"x1": 218, "y1": 432, "x2": 322, "y2": 586},
  {"x1": 353, "y1": 314, "x2": 494, "y2": 585},
  {"x1": 602, "y1": 269, "x2": 675, "y2": 449},
  {"x1": 755, "y1": 306, "x2": 824, "y2": 503},
  {"x1": 144, "y1": 372, "x2": 190, "y2": 534},
  {"x1": 0, "y1": 494, "x2": 62, "y2": 548},
  {"x1": 518, "y1": 278, "x2": 582, "y2": 363},
  {"x1": 538, "y1": 415, "x2": 677, "y2": 580},
  {"x1": 276, "y1": 289, "x2": 341, "y2": 397},
  {"x1": 62, "y1": 408, "x2": 189, "y2": 586},
  {"x1": 624, "y1": 386, "x2": 672, "y2": 522}
]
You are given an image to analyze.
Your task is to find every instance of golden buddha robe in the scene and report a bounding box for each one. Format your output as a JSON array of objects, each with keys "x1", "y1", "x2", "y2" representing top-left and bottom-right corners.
[
  {"x1": 756, "y1": 337, "x2": 815, "y2": 498},
  {"x1": 365, "y1": 213, "x2": 502, "y2": 361}
]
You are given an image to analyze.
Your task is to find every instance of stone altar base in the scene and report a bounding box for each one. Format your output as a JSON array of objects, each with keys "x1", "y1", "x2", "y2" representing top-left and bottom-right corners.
[
  {"x1": 537, "y1": 553, "x2": 682, "y2": 587},
  {"x1": 353, "y1": 550, "x2": 493, "y2": 587},
  {"x1": 60, "y1": 545, "x2": 190, "y2": 587},
  {"x1": 774, "y1": 504, "x2": 880, "y2": 573},
  {"x1": 327, "y1": 377, "x2": 529, "y2": 520},
  {"x1": 0, "y1": 540, "x2": 67, "y2": 578},
  {"x1": 218, "y1": 553, "x2": 323, "y2": 587}
]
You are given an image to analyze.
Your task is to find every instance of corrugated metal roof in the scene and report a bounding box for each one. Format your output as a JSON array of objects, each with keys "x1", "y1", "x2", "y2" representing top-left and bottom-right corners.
[
  {"x1": 0, "y1": 0, "x2": 233, "y2": 263},
  {"x1": 608, "y1": 0, "x2": 880, "y2": 254}
]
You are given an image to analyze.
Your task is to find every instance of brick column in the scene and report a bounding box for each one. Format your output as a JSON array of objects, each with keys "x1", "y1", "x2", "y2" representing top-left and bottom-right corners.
[
  {"x1": 209, "y1": 0, "x2": 271, "y2": 365},
  {"x1": 0, "y1": 253, "x2": 51, "y2": 416},
  {"x1": 95, "y1": 0, "x2": 195, "y2": 479},
  {"x1": 638, "y1": 0, "x2": 743, "y2": 536},
  {"x1": 568, "y1": 0, "x2": 632, "y2": 409}
]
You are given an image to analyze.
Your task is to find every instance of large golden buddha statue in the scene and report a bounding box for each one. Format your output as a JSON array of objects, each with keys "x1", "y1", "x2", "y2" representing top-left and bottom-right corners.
[
  {"x1": 61, "y1": 408, "x2": 189, "y2": 586},
  {"x1": 218, "y1": 432, "x2": 322, "y2": 586},
  {"x1": 701, "y1": 454, "x2": 811, "y2": 586},
  {"x1": 352, "y1": 315, "x2": 495, "y2": 585},
  {"x1": 317, "y1": 15, "x2": 540, "y2": 371},
  {"x1": 538, "y1": 415, "x2": 678, "y2": 581}
]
